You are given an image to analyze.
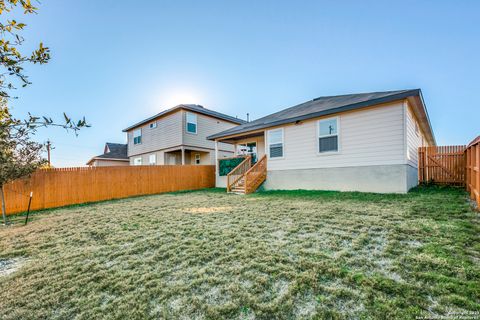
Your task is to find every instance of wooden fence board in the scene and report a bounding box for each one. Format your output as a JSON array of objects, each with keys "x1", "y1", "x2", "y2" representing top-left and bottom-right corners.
[
  {"x1": 466, "y1": 137, "x2": 480, "y2": 207},
  {"x1": 418, "y1": 145, "x2": 466, "y2": 185},
  {"x1": 2, "y1": 165, "x2": 215, "y2": 215}
]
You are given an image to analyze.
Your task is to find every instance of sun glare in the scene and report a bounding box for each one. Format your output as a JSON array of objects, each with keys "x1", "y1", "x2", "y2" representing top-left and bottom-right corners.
[{"x1": 160, "y1": 89, "x2": 202, "y2": 108}]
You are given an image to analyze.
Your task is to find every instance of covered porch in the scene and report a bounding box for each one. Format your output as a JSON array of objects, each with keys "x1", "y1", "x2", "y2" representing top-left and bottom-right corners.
[
  {"x1": 164, "y1": 146, "x2": 212, "y2": 165},
  {"x1": 214, "y1": 131, "x2": 267, "y2": 193}
]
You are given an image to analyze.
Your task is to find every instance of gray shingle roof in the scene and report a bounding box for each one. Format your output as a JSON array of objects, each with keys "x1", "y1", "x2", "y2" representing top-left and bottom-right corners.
[
  {"x1": 89, "y1": 143, "x2": 128, "y2": 161},
  {"x1": 123, "y1": 104, "x2": 246, "y2": 132},
  {"x1": 208, "y1": 89, "x2": 431, "y2": 140},
  {"x1": 100, "y1": 143, "x2": 128, "y2": 159}
]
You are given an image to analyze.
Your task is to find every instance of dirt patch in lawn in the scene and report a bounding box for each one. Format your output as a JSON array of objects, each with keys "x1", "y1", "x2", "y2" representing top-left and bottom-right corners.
[{"x1": 184, "y1": 206, "x2": 232, "y2": 214}]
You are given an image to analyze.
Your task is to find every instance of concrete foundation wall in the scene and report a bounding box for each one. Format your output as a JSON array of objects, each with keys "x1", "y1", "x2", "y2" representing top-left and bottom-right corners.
[
  {"x1": 262, "y1": 165, "x2": 417, "y2": 194},
  {"x1": 406, "y1": 164, "x2": 419, "y2": 191}
]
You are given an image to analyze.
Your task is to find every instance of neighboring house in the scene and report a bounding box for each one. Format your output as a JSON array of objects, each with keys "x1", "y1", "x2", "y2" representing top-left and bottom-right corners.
[
  {"x1": 86, "y1": 143, "x2": 129, "y2": 166},
  {"x1": 123, "y1": 104, "x2": 246, "y2": 165},
  {"x1": 208, "y1": 89, "x2": 435, "y2": 194}
]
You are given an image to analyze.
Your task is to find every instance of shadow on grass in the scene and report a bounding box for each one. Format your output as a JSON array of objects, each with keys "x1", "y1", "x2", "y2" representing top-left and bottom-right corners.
[
  {"x1": 5, "y1": 188, "x2": 223, "y2": 222},
  {"x1": 4, "y1": 185, "x2": 470, "y2": 225}
]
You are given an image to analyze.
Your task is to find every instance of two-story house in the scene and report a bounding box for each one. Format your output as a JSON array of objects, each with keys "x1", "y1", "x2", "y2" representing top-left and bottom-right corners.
[{"x1": 123, "y1": 104, "x2": 246, "y2": 165}]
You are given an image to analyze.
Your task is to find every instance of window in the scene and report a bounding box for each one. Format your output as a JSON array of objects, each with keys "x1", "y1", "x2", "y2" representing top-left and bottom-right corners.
[
  {"x1": 268, "y1": 128, "x2": 284, "y2": 158},
  {"x1": 133, "y1": 129, "x2": 142, "y2": 145},
  {"x1": 194, "y1": 154, "x2": 201, "y2": 165},
  {"x1": 237, "y1": 142, "x2": 257, "y2": 163},
  {"x1": 149, "y1": 121, "x2": 157, "y2": 129},
  {"x1": 133, "y1": 157, "x2": 142, "y2": 165},
  {"x1": 318, "y1": 117, "x2": 339, "y2": 153},
  {"x1": 149, "y1": 154, "x2": 156, "y2": 165},
  {"x1": 186, "y1": 112, "x2": 197, "y2": 134}
]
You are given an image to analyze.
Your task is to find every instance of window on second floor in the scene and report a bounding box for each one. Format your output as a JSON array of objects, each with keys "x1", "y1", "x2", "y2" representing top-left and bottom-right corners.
[
  {"x1": 133, "y1": 129, "x2": 142, "y2": 145},
  {"x1": 186, "y1": 112, "x2": 197, "y2": 134},
  {"x1": 149, "y1": 121, "x2": 157, "y2": 129}
]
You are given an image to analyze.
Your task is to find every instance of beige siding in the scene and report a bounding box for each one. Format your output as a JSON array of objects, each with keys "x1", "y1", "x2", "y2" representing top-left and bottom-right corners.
[
  {"x1": 131, "y1": 148, "x2": 233, "y2": 166},
  {"x1": 182, "y1": 110, "x2": 236, "y2": 152},
  {"x1": 187, "y1": 151, "x2": 211, "y2": 165},
  {"x1": 127, "y1": 110, "x2": 183, "y2": 157},
  {"x1": 130, "y1": 151, "x2": 165, "y2": 165},
  {"x1": 405, "y1": 101, "x2": 429, "y2": 168},
  {"x1": 92, "y1": 159, "x2": 129, "y2": 167},
  {"x1": 267, "y1": 101, "x2": 406, "y2": 171}
]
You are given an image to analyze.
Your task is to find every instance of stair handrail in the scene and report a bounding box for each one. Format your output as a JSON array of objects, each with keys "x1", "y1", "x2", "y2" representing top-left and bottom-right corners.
[
  {"x1": 226, "y1": 155, "x2": 251, "y2": 192},
  {"x1": 244, "y1": 155, "x2": 267, "y2": 193}
]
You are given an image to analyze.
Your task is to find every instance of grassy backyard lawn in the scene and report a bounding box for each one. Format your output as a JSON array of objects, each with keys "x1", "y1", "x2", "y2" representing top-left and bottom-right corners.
[{"x1": 0, "y1": 187, "x2": 479, "y2": 319}]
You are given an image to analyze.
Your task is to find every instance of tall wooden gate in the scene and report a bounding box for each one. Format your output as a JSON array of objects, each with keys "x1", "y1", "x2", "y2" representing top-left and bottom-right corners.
[{"x1": 418, "y1": 146, "x2": 466, "y2": 185}]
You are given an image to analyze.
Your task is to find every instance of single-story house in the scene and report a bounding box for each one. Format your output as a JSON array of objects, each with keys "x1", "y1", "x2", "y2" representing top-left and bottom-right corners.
[
  {"x1": 208, "y1": 89, "x2": 435, "y2": 193},
  {"x1": 86, "y1": 143, "x2": 129, "y2": 166}
]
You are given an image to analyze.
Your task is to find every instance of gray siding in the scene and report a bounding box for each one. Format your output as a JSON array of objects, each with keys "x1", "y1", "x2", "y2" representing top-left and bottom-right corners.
[
  {"x1": 127, "y1": 109, "x2": 237, "y2": 162},
  {"x1": 182, "y1": 110, "x2": 236, "y2": 152},
  {"x1": 127, "y1": 110, "x2": 183, "y2": 157}
]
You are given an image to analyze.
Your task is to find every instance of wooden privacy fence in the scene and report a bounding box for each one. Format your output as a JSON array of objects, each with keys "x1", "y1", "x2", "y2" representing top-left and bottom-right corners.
[
  {"x1": 418, "y1": 145, "x2": 466, "y2": 185},
  {"x1": 466, "y1": 136, "x2": 480, "y2": 207},
  {"x1": 2, "y1": 165, "x2": 215, "y2": 215}
]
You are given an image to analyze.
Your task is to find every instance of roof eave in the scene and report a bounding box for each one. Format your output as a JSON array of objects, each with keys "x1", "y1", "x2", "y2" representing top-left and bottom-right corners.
[
  {"x1": 208, "y1": 90, "x2": 423, "y2": 140},
  {"x1": 86, "y1": 157, "x2": 129, "y2": 165},
  {"x1": 123, "y1": 105, "x2": 246, "y2": 132}
]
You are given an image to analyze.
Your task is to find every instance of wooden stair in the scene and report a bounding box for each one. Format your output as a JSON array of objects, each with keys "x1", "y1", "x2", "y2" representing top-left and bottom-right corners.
[
  {"x1": 227, "y1": 155, "x2": 267, "y2": 194},
  {"x1": 230, "y1": 177, "x2": 246, "y2": 194}
]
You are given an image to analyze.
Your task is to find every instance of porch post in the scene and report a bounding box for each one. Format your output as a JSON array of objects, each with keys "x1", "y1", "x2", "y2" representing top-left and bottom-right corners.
[
  {"x1": 181, "y1": 147, "x2": 185, "y2": 165},
  {"x1": 264, "y1": 130, "x2": 267, "y2": 156},
  {"x1": 215, "y1": 140, "x2": 219, "y2": 176}
]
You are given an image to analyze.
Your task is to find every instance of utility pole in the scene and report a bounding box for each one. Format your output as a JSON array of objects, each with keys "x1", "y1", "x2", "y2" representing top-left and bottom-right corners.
[{"x1": 46, "y1": 140, "x2": 52, "y2": 167}]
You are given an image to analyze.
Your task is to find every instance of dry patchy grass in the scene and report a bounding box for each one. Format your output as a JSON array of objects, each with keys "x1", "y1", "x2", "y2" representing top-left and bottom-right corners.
[{"x1": 0, "y1": 187, "x2": 479, "y2": 319}]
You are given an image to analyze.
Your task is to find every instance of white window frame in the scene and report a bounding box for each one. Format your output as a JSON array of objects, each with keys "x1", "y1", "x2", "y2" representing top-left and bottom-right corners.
[
  {"x1": 149, "y1": 121, "x2": 157, "y2": 129},
  {"x1": 317, "y1": 117, "x2": 340, "y2": 155},
  {"x1": 133, "y1": 157, "x2": 142, "y2": 166},
  {"x1": 149, "y1": 154, "x2": 156, "y2": 165},
  {"x1": 194, "y1": 153, "x2": 201, "y2": 165},
  {"x1": 185, "y1": 112, "x2": 197, "y2": 134},
  {"x1": 133, "y1": 128, "x2": 142, "y2": 145},
  {"x1": 267, "y1": 128, "x2": 284, "y2": 160}
]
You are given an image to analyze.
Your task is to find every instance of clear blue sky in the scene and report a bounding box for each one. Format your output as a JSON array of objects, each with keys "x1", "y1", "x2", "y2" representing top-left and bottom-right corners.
[{"x1": 10, "y1": 0, "x2": 480, "y2": 167}]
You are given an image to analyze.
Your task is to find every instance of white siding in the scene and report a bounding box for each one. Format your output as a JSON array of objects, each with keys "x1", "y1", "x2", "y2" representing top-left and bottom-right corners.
[
  {"x1": 268, "y1": 102, "x2": 407, "y2": 171},
  {"x1": 182, "y1": 110, "x2": 236, "y2": 152},
  {"x1": 127, "y1": 111, "x2": 183, "y2": 157},
  {"x1": 406, "y1": 102, "x2": 429, "y2": 168}
]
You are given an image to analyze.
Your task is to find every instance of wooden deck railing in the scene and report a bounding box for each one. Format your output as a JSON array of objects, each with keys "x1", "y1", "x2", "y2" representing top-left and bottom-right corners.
[
  {"x1": 226, "y1": 155, "x2": 251, "y2": 192},
  {"x1": 244, "y1": 155, "x2": 267, "y2": 194},
  {"x1": 466, "y1": 136, "x2": 480, "y2": 207}
]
